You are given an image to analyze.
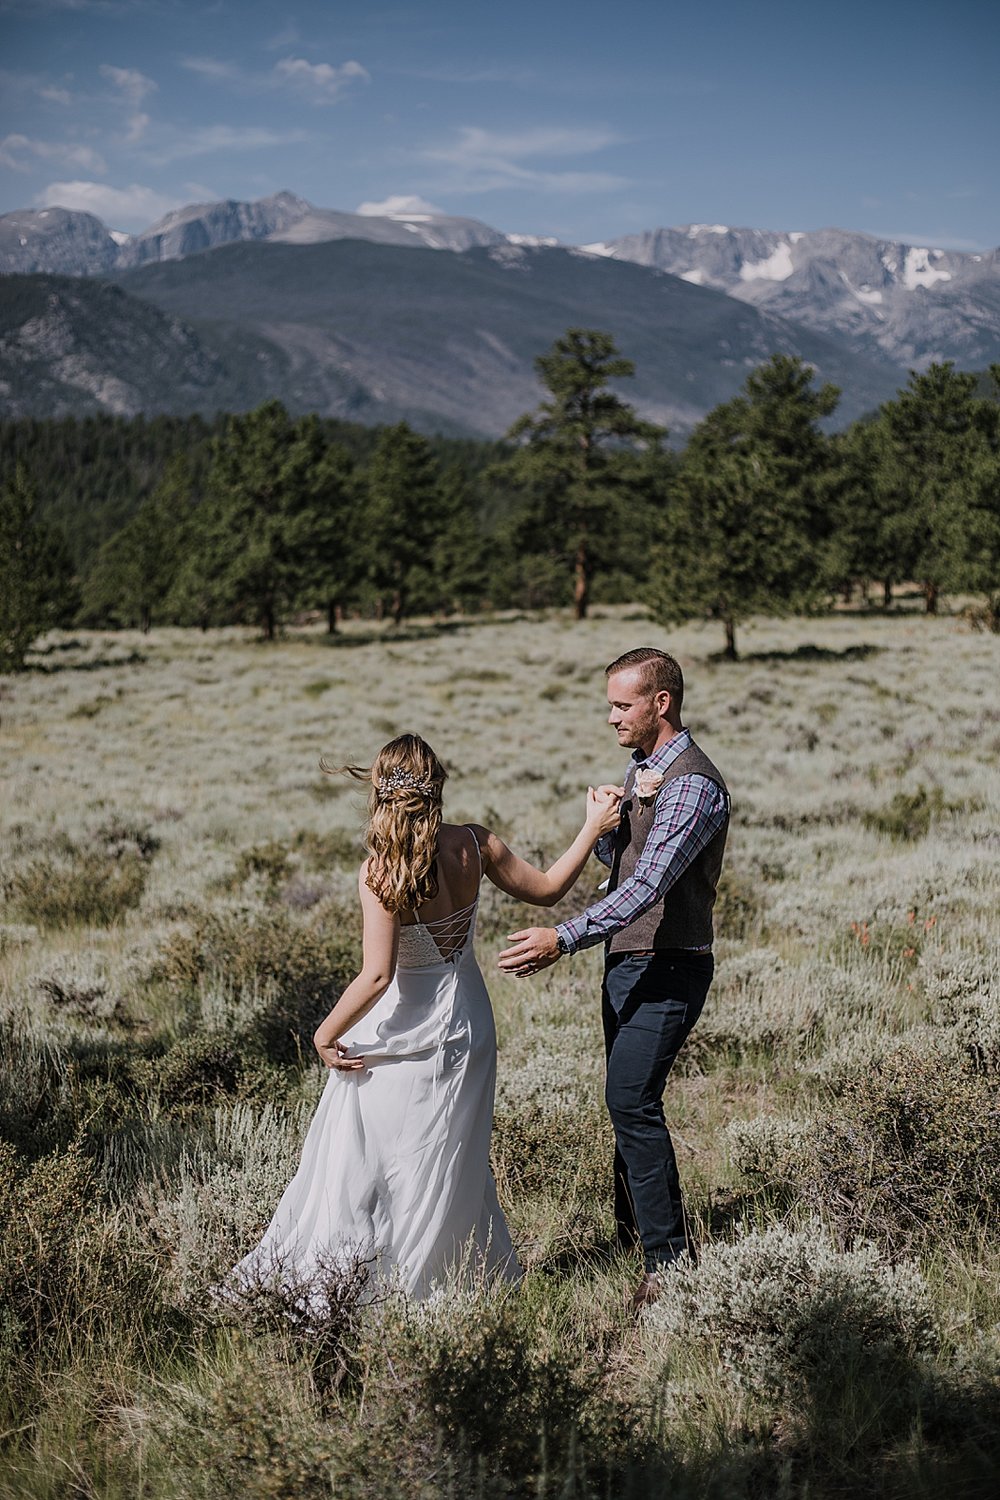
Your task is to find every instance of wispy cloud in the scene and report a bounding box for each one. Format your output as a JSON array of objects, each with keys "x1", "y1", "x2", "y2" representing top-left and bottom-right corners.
[
  {"x1": 180, "y1": 56, "x2": 242, "y2": 82},
  {"x1": 100, "y1": 63, "x2": 156, "y2": 142},
  {"x1": 35, "y1": 178, "x2": 183, "y2": 229},
  {"x1": 0, "y1": 133, "x2": 106, "y2": 173},
  {"x1": 38, "y1": 84, "x2": 73, "y2": 105},
  {"x1": 420, "y1": 124, "x2": 629, "y2": 195},
  {"x1": 146, "y1": 125, "x2": 311, "y2": 165}
]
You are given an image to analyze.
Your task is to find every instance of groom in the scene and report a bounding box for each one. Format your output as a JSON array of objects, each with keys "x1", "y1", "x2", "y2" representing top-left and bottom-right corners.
[{"x1": 499, "y1": 647, "x2": 730, "y2": 1313}]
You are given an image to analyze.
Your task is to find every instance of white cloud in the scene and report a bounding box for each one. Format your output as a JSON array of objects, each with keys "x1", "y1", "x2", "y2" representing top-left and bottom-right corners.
[
  {"x1": 39, "y1": 84, "x2": 72, "y2": 105},
  {"x1": 35, "y1": 179, "x2": 183, "y2": 229},
  {"x1": 356, "y1": 194, "x2": 443, "y2": 217},
  {"x1": 100, "y1": 63, "x2": 157, "y2": 142},
  {"x1": 420, "y1": 124, "x2": 628, "y2": 195},
  {"x1": 0, "y1": 133, "x2": 106, "y2": 173},
  {"x1": 273, "y1": 56, "x2": 370, "y2": 102},
  {"x1": 100, "y1": 63, "x2": 156, "y2": 105}
]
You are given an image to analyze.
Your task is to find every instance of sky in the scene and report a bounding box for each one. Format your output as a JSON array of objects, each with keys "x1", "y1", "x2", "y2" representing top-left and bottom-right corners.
[{"x1": 0, "y1": 0, "x2": 997, "y2": 248}]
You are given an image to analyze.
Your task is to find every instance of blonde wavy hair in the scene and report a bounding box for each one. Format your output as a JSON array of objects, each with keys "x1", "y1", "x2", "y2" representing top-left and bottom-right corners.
[{"x1": 321, "y1": 734, "x2": 448, "y2": 914}]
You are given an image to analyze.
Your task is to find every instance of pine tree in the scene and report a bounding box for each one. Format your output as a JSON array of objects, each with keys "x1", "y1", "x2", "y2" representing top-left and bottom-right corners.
[
  {"x1": 0, "y1": 468, "x2": 76, "y2": 670},
  {"x1": 503, "y1": 329, "x2": 664, "y2": 619},
  {"x1": 871, "y1": 363, "x2": 993, "y2": 613},
  {"x1": 80, "y1": 455, "x2": 198, "y2": 630},
  {"x1": 169, "y1": 402, "x2": 336, "y2": 639},
  {"x1": 363, "y1": 424, "x2": 442, "y2": 625},
  {"x1": 648, "y1": 355, "x2": 838, "y2": 659}
]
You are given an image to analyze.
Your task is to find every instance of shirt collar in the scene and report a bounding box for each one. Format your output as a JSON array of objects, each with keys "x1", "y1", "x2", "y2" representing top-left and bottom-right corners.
[{"x1": 632, "y1": 726, "x2": 691, "y2": 773}]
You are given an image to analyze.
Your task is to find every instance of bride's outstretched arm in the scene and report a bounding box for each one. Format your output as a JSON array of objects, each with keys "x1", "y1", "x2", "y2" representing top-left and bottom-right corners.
[
  {"x1": 313, "y1": 865, "x2": 398, "y2": 1069},
  {"x1": 471, "y1": 786, "x2": 622, "y2": 909}
]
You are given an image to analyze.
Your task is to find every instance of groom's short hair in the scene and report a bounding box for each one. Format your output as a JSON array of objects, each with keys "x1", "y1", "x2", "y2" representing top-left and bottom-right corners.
[{"x1": 605, "y1": 647, "x2": 684, "y2": 710}]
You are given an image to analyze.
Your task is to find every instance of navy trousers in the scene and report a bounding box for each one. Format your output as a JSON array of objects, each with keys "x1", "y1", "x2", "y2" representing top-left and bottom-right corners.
[{"x1": 602, "y1": 949, "x2": 713, "y2": 1270}]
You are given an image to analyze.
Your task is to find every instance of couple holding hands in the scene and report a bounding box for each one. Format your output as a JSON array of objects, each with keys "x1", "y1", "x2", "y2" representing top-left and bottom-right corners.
[{"x1": 230, "y1": 646, "x2": 729, "y2": 1315}]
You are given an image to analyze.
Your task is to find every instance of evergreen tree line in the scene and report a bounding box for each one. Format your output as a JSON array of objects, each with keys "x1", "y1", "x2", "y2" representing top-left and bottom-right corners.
[{"x1": 2, "y1": 331, "x2": 999, "y2": 669}]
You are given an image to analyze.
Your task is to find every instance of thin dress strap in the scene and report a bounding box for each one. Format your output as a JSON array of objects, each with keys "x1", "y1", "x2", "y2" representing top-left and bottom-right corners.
[{"x1": 465, "y1": 825, "x2": 483, "y2": 880}]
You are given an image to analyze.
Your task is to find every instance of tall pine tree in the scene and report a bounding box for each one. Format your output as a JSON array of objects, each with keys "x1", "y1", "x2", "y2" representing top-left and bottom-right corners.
[
  {"x1": 503, "y1": 329, "x2": 664, "y2": 619},
  {"x1": 648, "y1": 355, "x2": 838, "y2": 659}
]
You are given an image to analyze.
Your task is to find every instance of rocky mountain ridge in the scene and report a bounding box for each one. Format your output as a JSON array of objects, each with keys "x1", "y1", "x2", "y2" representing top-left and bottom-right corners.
[
  {"x1": 2, "y1": 192, "x2": 997, "y2": 374},
  {"x1": 586, "y1": 224, "x2": 1000, "y2": 369},
  {"x1": 0, "y1": 238, "x2": 906, "y2": 435}
]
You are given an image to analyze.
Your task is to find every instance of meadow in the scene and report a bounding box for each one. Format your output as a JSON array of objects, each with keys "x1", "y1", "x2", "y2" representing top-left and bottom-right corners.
[{"x1": 1, "y1": 605, "x2": 999, "y2": 1498}]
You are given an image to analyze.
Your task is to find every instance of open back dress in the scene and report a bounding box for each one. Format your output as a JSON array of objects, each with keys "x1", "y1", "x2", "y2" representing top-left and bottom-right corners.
[{"x1": 229, "y1": 828, "x2": 519, "y2": 1299}]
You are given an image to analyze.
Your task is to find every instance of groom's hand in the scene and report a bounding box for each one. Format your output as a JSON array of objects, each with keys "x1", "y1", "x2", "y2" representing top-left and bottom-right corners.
[{"x1": 498, "y1": 927, "x2": 561, "y2": 977}]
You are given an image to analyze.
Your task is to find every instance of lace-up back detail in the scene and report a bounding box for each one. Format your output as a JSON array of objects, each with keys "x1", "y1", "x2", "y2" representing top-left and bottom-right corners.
[{"x1": 397, "y1": 828, "x2": 482, "y2": 968}]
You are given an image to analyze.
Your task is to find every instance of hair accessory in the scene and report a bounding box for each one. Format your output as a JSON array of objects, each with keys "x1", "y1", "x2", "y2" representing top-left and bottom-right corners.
[{"x1": 376, "y1": 767, "x2": 436, "y2": 797}]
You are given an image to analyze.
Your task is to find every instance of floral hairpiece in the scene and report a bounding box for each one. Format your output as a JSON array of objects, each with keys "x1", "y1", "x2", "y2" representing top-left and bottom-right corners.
[{"x1": 376, "y1": 767, "x2": 436, "y2": 797}]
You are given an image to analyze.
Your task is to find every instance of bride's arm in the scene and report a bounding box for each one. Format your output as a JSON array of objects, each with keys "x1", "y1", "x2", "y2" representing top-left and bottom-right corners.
[
  {"x1": 313, "y1": 865, "x2": 398, "y2": 1069},
  {"x1": 470, "y1": 787, "x2": 622, "y2": 909}
]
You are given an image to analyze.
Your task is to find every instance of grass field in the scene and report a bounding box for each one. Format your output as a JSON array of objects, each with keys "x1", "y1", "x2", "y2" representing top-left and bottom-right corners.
[{"x1": 2, "y1": 606, "x2": 999, "y2": 1497}]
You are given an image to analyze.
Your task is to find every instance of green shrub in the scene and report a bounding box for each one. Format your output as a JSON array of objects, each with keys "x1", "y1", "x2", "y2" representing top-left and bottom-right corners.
[
  {"x1": 862, "y1": 785, "x2": 945, "y2": 841},
  {"x1": 155, "y1": 902, "x2": 361, "y2": 1062},
  {"x1": 2, "y1": 818, "x2": 159, "y2": 928},
  {"x1": 732, "y1": 1046, "x2": 1000, "y2": 1252},
  {"x1": 4, "y1": 848, "x2": 148, "y2": 926},
  {"x1": 0, "y1": 1137, "x2": 156, "y2": 1361},
  {"x1": 350, "y1": 1288, "x2": 634, "y2": 1498},
  {"x1": 714, "y1": 867, "x2": 765, "y2": 940}
]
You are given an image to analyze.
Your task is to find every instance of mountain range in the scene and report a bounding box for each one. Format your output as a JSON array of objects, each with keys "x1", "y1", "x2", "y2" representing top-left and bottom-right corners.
[{"x1": 1, "y1": 191, "x2": 997, "y2": 437}]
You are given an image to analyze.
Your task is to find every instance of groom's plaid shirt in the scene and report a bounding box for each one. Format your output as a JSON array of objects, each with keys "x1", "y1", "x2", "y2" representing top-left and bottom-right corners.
[{"x1": 555, "y1": 728, "x2": 730, "y2": 955}]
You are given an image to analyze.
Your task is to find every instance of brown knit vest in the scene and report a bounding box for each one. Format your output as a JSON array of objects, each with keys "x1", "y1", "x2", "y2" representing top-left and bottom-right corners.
[{"x1": 606, "y1": 740, "x2": 730, "y2": 954}]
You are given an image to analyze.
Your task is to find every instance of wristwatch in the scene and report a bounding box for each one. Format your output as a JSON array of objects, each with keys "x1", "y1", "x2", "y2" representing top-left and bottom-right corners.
[{"x1": 555, "y1": 931, "x2": 570, "y2": 956}]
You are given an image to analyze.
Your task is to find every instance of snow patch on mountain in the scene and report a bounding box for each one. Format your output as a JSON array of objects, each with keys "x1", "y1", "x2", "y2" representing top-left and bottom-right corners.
[
  {"x1": 506, "y1": 233, "x2": 560, "y2": 247},
  {"x1": 688, "y1": 224, "x2": 729, "y2": 235},
  {"x1": 579, "y1": 241, "x2": 616, "y2": 257},
  {"x1": 739, "y1": 241, "x2": 795, "y2": 282},
  {"x1": 903, "y1": 247, "x2": 952, "y2": 291}
]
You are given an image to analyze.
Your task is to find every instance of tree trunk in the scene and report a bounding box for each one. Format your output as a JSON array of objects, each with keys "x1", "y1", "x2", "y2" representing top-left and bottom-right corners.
[
  {"x1": 883, "y1": 578, "x2": 893, "y2": 609},
  {"x1": 924, "y1": 581, "x2": 939, "y2": 615},
  {"x1": 327, "y1": 599, "x2": 339, "y2": 635},
  {"x1": 841, "y1": 581, "x2": 853, "y2": 605},
  {"x1": 391, "y1": 588, "x2": 404, "y2": 626},
  {"x1": 574, "y1": 538, "x2": 588, "y2": 621},
  {"x1": 263, "y1": 603, "x2": 276, "y2": 641},
  {"x1": 140, "y1": 606, "x2": 151, "y2": 634},
  {"x1": 724, "y1": 618, "x2": 738, "y2": 661}
]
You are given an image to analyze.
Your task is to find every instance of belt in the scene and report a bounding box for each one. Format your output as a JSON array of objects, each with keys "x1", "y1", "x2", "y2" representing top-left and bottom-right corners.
[{"x1": 617, "y1": 947, "x2": 712, "y2": 958}]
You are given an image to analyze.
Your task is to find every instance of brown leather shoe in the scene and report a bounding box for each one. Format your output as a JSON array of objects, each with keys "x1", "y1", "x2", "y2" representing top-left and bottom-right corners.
[{"x1": 630, "y1": 1270, "x2": 666, "y2": 1317}]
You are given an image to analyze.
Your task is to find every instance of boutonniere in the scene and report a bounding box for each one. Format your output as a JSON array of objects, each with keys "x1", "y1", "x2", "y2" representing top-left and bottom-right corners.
[{"x1": 634, "y1": 768, "x2": 666, "y2": 803}]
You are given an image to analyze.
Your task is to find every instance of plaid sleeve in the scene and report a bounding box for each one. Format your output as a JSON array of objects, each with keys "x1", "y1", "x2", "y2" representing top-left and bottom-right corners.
[{"x1": 555, "y1": 775, "x2": 729, "y2": 954}]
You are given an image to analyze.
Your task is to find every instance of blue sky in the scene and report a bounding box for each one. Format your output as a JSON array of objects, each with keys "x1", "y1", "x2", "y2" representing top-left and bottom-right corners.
[{"x1": 0, "y1": 0, "x2": 996, "y2": 247}]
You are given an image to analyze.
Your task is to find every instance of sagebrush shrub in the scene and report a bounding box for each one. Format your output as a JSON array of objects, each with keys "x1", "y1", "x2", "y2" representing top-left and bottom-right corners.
[
  {"x1": 2, "y1": 819, "x2": 159, "y2": 928},
  {"x1": 4, "y1": 849, "x2": 148, "y2": 927},
  {"x1": 154, "y1": 901, "x2": 361, "y2": 1062},
  {"x1": 733, "y1": 1044, "x2": 1000, "y2": 1251},
  {"x1": 146, "y1": 1099, "x2": 312, "y2": 1303},
  {"x1": 862, "y1": 785, "x2": 945, "y2": 841},
  {"x1": 646, "y1": 1222, "x2": 937, "y2": 1403}
]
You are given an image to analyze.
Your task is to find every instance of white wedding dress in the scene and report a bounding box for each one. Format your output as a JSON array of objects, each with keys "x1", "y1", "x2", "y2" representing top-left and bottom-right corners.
[{"x1": 229, "y1": 829, "x2": 519, "y2": 1300}]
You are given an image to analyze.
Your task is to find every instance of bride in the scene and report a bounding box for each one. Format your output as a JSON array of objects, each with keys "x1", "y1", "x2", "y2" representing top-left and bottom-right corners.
[{"x1": 229, "y1": 732, "x2": 621, "y2": 1300}]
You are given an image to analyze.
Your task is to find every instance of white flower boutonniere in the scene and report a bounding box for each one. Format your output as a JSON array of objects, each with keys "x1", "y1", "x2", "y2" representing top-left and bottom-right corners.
[{"x1": 634, "y1": 768, "x2": 666, "y2": 803}]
